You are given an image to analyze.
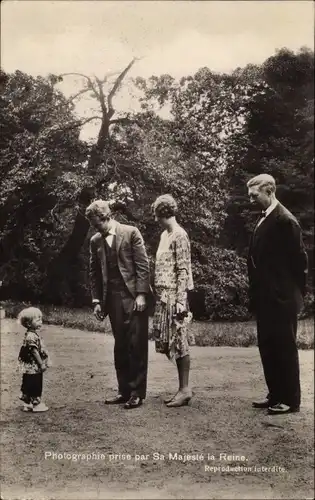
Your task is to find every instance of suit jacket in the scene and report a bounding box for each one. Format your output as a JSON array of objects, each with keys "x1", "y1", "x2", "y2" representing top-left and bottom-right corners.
[
  {"x1": 247, "y1": 203, "x2": 308, "y2": 313},
  {"x1": 89, "y1": 222, "x2": 154, "y2": 316}
]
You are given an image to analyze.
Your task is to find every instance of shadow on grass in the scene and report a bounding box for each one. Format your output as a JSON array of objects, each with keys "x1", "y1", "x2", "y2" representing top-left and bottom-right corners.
[{"x1": 2, "y1": 300, "x2": 314, "y2": 349}]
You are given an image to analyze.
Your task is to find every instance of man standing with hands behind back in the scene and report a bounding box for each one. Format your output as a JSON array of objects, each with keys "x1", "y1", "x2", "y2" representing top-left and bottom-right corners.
[
  {"x1": 85, "y1": 200, "x2": 151, "y2": 410},
  {"x1": 247, "y1": 174, "x2": 308, "y2": 415}
]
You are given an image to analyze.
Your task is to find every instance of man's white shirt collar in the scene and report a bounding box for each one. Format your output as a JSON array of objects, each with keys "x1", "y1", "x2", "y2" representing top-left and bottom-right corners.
[
  {"x1": 107, "y1": 222, "x2": 116, "y2": 236},
  {"x1": 256, "y1": 199, "x2": 279, "y2": 229},
  {"x1": 103, "y1": 221, "x2": 116, "y2": 247},
  {"x1": 265, "y1": 199, "x2": 279, "y2": 218}
]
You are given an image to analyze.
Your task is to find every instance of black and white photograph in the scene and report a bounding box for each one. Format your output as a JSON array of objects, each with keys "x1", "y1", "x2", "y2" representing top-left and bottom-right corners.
[{"x1": 0, "y1": 1, "x2": 314, "y2": 499}]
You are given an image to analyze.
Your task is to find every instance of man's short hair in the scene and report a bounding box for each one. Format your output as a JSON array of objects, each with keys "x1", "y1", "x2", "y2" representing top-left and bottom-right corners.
[
  {"x1": 85, "y1": 200, "x2": 111, "y2": 220},
  {"x1": 247, "y1": 174, "x2": 276, "y2": 193}
]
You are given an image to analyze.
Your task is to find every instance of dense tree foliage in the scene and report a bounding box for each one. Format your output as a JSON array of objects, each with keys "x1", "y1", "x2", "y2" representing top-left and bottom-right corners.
[
  {"x1": 224, "y1": 48, "x2": 314, "y2": 259},
  {"x1": 0, "y1": 47, "x2": 313, "y2": 319},
  {"x1": 0, "y1": 70, "x2": 88, "y2": 302}
]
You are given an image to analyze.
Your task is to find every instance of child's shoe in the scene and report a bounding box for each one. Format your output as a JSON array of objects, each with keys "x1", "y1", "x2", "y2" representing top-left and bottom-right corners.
[
  {"x1": 22, "y1": 403, "x2": 33, "y2": 412},
  {"x1": 32, "y1": 402, "x2": 49, "y2": 412}
]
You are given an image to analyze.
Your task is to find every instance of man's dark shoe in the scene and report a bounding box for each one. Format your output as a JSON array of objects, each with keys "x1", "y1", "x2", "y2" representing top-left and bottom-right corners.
[
  {"x1": 105, "y1": 394, "x2": 128, "y2": 405},
  {"x1": 268, "y1": 403, "x2": 300, "y2": 415},
  {"x1": 252, "y1": 399, "x2": 271, "y2": 409},
  {"x1": 124, "y1": 395, "x2": 143, "y2": 410}
]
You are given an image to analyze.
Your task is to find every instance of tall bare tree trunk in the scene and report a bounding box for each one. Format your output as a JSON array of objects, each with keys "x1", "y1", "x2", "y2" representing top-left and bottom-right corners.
[{"x1": 45, "y1": 60, "x2": 138, "y2": 302}]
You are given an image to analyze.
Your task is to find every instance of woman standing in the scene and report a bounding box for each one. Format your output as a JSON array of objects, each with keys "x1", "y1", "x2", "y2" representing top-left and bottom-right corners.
[{"x1": 152, "y1": 194, "x2": 194, "y2": 407}]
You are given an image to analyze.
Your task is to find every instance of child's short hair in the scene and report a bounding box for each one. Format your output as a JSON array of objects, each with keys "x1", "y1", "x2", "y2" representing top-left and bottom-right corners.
[{"x1": 17, "y1": 307, "x2": 42, "y2": 329}]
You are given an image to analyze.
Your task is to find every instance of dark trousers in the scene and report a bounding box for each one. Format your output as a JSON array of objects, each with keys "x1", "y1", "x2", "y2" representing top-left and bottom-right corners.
[
  {"x1": 20, "y1": 373, "x2": 43, "y2": 403},
  {"x1": 256, "y1": 301, "x2": 301, "y2": 408},
  {"x1": 107, "y1": 291, "x2": 148, "y2": 399}
]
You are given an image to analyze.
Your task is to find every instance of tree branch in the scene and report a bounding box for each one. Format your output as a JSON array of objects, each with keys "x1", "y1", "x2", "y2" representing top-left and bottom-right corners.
[
  {"x1": 79, "y1": 115, "x2": 103, "y2": 126},
  {"x1": 107, "y1": 58, "x2": 139, "y2": 117},
  {"x1": 68, "y1": 87, "x2": 92, "y2": 103},
  {"x1": 54, "y1": 116, "x2": 103, "y2": 134},
  {"x1": 59, "y1": 73, "x2": 101, "y2": 100},
  {"x1": 60, "y1": 72, "x2": 92, "y2": 82},
  {"x1": 109, "y1": 117, "x2": 138, "y2": 126},
  {"x1": 95, "y1": 77, "x2": 108, "y2": 117},
  {"x1": 96, "y1": 71, "x2": 121, "y2": 84}
]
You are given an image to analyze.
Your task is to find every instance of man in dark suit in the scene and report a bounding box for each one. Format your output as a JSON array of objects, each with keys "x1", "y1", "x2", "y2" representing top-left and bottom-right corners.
[
  {"x1": 247, "y1": 174, "x2": 308, "y2": 415},
  {"x1": 85, "y1": 200, "x2": 151, "y2": 410}
]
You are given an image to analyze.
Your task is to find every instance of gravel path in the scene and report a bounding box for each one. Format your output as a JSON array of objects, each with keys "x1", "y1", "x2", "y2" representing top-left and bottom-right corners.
[{"x1": 1, "y1": 319, "x2": 314, "y2": 500}]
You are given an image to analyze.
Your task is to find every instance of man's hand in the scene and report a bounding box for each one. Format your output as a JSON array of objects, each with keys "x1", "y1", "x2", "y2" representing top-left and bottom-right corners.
[
  {"x1": 93, "y1": 303, "x2": 104, "y2": 321},
  {"x1": 134, "y1": 293, "x2": 147, "y2": 312}
]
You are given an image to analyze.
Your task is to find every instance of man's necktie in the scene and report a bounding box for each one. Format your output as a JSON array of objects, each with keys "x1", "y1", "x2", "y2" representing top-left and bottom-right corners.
[{"x1": 254, "y1": 210, "x2": 267, "y2": 234}]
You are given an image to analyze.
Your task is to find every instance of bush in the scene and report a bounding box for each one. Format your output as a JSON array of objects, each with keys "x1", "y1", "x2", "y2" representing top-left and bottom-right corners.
[
  {"x1": 191, "y1": 245, "x2": 250, "y2": 321},
  {"x1": 3, "y1": 301, "x2": 313, "y2": 349},
  {"x1": 299, "y1": 290, "x2": 315, "y2": 319}
]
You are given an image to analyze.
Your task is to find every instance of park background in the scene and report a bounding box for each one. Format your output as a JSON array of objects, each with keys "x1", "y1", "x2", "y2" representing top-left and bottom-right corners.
[
  {"x1": 0, "y1": 1, "x2": 314, "y2": 340},
  {"x1": 1, "y1": 3, "x2": 314, "y2": 500}
]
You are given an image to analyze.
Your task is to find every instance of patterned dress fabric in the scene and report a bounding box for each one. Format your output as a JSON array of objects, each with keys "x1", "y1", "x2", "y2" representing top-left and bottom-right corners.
[
  {"x1": 18, "y1": 330, "x2": 49, "y2": 375},
  {"x1": 153, "y1": 225, "x2": 195, "y2": 361}
]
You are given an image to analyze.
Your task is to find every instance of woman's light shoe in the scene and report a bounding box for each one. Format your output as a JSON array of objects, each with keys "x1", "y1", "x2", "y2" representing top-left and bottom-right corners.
[
  {"x1": 164, "y1": 392, "x2": 179, "y2": 404},
  {"x1": 166, "y1": 392, "x2": 192, "y2": 408}
]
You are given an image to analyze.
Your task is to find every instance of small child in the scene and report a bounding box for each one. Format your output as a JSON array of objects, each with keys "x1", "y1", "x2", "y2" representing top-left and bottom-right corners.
[{"x1": 17, "y1": 307, "x2": 49, "y2": 412}]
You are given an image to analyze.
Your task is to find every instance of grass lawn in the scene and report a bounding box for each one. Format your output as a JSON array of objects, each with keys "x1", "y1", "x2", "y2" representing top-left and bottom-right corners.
[
  {"x1": 0, "y1": 318, "x2": 314, "y2": 500},
  {"x1": 3, "y1": 301, "x2": 314, "y2": 349}
]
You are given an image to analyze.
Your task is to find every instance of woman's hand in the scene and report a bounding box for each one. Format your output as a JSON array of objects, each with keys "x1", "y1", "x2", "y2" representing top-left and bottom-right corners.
[
  {"x1": 176, "y1": 302, "x2": 185, "y2": 314},
  {"x1": 174, "y1": 302, "x2": 191, "y2": 325},
  {"x1": 93, "y1": 303, "x2": 104, "y2": 321}
]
